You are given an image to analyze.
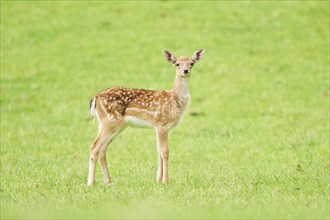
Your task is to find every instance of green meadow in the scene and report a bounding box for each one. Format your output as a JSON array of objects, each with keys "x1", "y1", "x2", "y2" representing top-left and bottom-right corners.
[{"x1": 1, "y1": 1, "x2": 329, "y2": 219}]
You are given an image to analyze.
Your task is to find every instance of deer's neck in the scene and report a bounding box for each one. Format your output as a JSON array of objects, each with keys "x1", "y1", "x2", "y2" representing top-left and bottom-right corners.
[{"x1": 173, "y1": 73, "x2": 190, "y2": 103}]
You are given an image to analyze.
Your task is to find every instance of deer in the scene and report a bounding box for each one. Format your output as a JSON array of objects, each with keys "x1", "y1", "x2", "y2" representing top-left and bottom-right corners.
[{"x1": 87, "y1": 49, "x2": 205, "y2": 187}]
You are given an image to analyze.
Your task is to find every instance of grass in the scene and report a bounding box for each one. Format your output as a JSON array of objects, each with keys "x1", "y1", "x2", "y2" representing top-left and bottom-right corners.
[{"x1": 1, "y1": 1, "x2": 329, "y2": 219}]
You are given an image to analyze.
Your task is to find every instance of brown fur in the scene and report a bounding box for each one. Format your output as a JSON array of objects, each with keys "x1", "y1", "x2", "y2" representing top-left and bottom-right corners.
[{"x1": 87, "y1": 49, "x2": 205, "y2": 187}]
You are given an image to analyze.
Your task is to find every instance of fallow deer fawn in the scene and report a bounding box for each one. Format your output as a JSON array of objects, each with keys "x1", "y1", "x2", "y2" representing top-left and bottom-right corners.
[{"x1": 88, "y1": 49, "x2": 205, "y2": 187}]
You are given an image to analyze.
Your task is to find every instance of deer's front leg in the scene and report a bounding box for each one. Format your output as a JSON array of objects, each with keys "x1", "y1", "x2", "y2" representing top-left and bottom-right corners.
[
  {"x1": 156, "y1": 154, "x2": 163, "y2": 183},
  {"x1": 156, "y1": 128, "x2": 169, "y2": 184}
]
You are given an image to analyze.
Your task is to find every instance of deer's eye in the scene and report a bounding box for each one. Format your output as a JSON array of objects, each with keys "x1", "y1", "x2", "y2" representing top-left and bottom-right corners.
[
  {"x1": 175, "y1": 63, "x2": 179, "y2": 67},
  {"x1": 191, "y1": 62, "x2": 194, "y2": 66}
]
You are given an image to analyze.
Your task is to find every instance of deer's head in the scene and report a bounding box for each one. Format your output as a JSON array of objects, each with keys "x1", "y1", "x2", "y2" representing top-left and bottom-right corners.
[{"x1": 162, "y1": 49, "x2": 205, "y2": 78}]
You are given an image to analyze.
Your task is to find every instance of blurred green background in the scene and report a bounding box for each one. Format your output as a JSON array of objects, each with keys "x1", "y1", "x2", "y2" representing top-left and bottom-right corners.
[{"x1": 1, "y1": 1, "x2": 329, "y2": 219}]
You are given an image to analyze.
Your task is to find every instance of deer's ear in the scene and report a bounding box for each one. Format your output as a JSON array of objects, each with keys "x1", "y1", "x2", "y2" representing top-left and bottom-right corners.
[
  {"x1": 162, "y1": 49, "x2": 177, "y2": 64},
  {"x1": 192, "y1": 49, "x2": 205, "y2": 64}
]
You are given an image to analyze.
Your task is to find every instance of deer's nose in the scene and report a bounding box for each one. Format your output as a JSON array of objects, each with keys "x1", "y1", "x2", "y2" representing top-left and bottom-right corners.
[{"x1": 183, "y1": 69, "x2": 189, "y2": 74}]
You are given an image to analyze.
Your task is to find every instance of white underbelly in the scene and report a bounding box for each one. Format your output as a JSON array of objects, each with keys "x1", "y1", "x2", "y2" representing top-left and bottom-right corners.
[{"x1": 124, "y1": 116, "x2": 153, "y2": 129}]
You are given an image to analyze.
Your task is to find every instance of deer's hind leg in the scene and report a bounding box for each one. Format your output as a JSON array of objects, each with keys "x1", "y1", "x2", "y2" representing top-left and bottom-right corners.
[
  {"x1": 87, "y1": 119, "x2": 125, "y2": 187},
  {"x1": 99, "y1": 148, "x2": 111, "y2": 185}
]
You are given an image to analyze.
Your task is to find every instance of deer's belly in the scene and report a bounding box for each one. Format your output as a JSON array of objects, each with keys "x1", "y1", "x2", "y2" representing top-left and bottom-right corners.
[{"x1": 124, "y1": 115, "x2": 153, "y2": 129}]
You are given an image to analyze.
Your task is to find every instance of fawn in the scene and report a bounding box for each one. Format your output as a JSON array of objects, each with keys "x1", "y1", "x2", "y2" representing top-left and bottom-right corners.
[{"x1": 88, "y1": 49, "x2": 205, "y2": 187}]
